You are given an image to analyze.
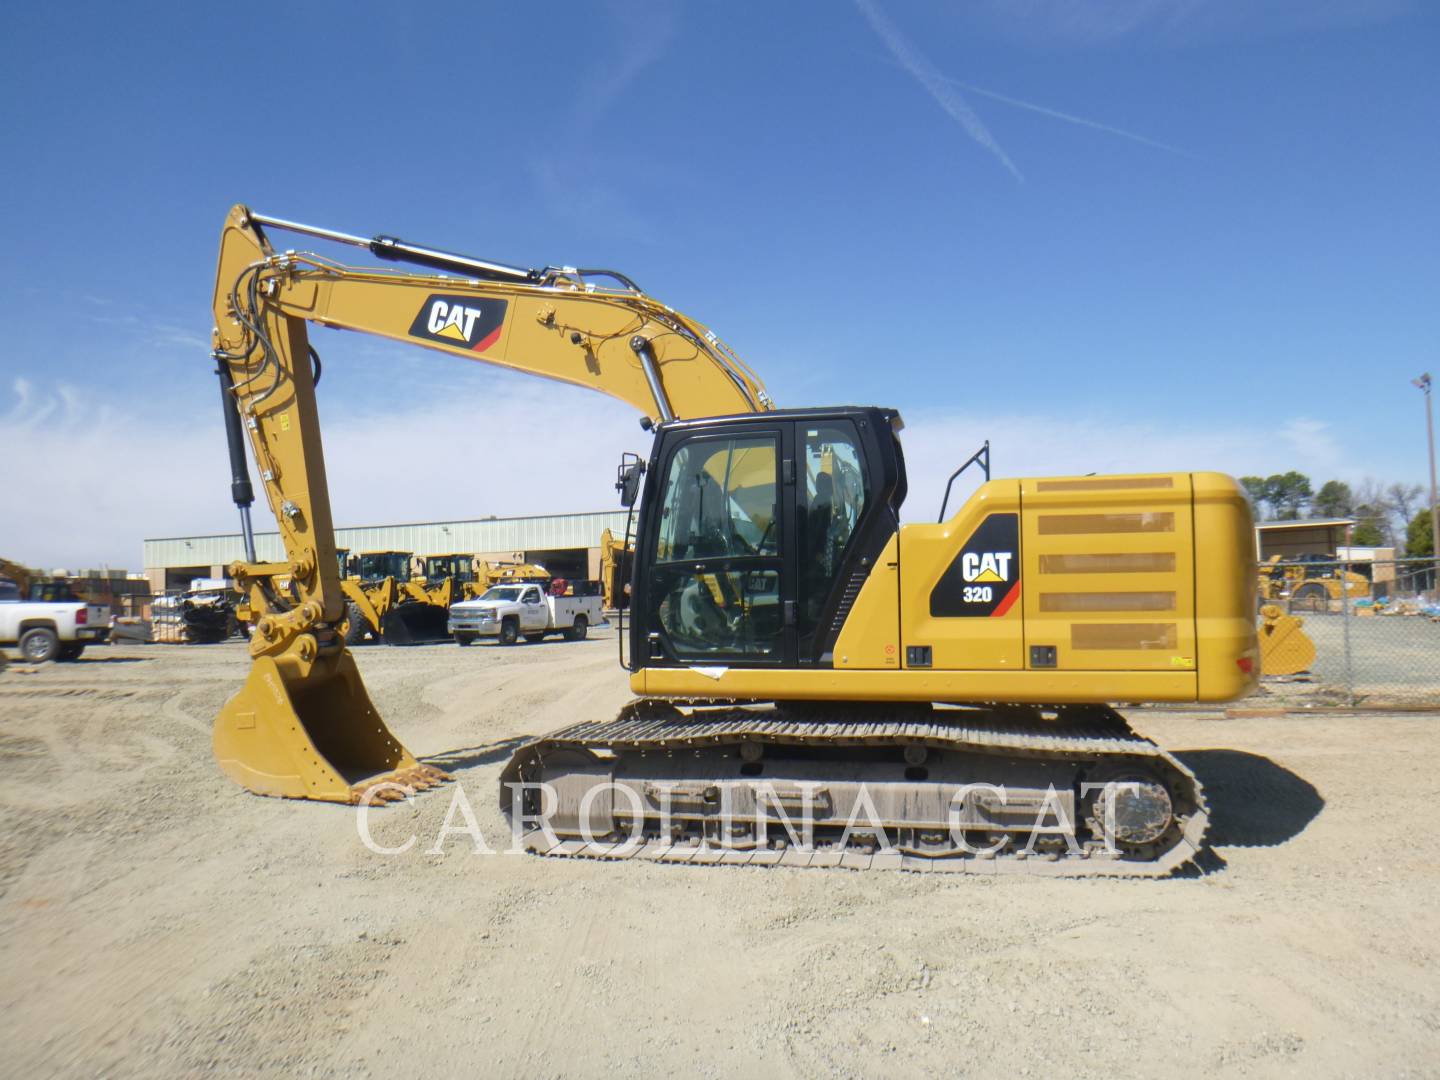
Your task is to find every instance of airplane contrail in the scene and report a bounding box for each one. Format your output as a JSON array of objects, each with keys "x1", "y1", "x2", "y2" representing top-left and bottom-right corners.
[
  {"x1": 939, "y1": 76, "x2": 1196, "y2": 159},
  {"x1": 854, "y1": 0, "x2": 1024, "y2": 181}
]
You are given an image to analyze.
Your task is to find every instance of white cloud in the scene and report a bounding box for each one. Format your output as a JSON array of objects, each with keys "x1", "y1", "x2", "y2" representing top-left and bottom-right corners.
[
  {"x1": 896, "y1": 408, "x2": 1358, "y2": 520},
  {"x1": 0, "y1": 376, "x2": 640, "y2": 571},
  {"x1": 974, "y1": 0, "x2": 1413, "y2": 47},
  {"x1": 1277, "y1": 417, "x2": 1342, "y2": 473},
  {"x1": 0, "y1": 377, "x2": 1380, "y2": 571}
]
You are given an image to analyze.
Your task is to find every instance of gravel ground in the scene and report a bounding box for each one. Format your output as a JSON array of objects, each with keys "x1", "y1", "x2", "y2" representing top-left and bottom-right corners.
[{"x1": 1, "y1": 635, "x2": 1438, "y2": 1078}]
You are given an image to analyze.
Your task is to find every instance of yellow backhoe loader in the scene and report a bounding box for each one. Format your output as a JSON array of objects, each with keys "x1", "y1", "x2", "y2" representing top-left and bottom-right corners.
[{"x1": 208, "y1": 206, "x2": 1258, "y2": 873}]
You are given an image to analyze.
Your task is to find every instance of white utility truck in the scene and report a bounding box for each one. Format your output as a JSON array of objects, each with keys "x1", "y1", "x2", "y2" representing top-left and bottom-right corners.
[
  {"x1": 0, "y1": 577, "x2": 111, "y2": 662},
  {"x1": 447, "y1": 582, "x2": 604, "y2": 646}
]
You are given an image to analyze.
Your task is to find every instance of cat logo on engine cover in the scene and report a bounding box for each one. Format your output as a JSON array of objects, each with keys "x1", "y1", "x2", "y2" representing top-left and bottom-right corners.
[
  {"x1": 409, "y1": 295, "x2": 507, "y2": 353},
  {"x1": 930, "y1": 513, "x2": 1021, "y2": 618}
]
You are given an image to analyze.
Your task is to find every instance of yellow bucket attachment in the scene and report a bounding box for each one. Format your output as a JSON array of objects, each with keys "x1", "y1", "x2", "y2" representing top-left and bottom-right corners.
[
  {"x1": 1258, "y1": 604, "x2": 1316, "y2": 677},
  {"x1": 213, "y1": 650, "x2": 449, "y2": 803}
]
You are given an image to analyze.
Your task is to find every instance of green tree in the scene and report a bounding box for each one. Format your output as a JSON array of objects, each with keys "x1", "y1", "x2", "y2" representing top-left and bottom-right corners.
[
  {"x1": 1313, "y1": 480, "x2": 1354, "y2": 518},
  {"x1": 1408, "y1": 507, "x2": 1435, "y2": 558},
  {"x1": 1264, "y1": 471, "x2": 1313, "y2": 520},
  {"x1": 1351, "y1": 516, "x2": 1385, "y2": 546}
]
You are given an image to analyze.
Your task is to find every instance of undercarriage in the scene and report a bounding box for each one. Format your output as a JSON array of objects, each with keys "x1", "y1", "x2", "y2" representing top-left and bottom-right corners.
[{"x1": 500, "y1": 701, "x2": 1207, "y2": 877}]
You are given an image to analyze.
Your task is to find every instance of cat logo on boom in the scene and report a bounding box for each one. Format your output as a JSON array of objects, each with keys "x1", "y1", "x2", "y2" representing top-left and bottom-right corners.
[{"x1": 408, "y1": 294, "x2": 508, "y2": 353}]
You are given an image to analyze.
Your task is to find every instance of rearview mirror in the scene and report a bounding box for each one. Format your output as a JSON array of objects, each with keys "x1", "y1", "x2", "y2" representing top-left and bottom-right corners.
[{"x1": 615, "y1": 452, "x2": 646, "y2": 508}]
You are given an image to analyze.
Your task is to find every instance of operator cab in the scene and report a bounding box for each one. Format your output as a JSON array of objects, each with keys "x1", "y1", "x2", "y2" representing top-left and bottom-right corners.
[
  {"x1": 629, "y1": 406, "x2": 906, "y2": 669},
  {"x1": 352, "y1": 551, "x2": 413, "y2": 582}
]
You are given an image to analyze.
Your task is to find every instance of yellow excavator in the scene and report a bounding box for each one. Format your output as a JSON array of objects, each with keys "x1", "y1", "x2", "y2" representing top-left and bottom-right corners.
[
  {"x1": 209, "y1": 206, "x2": 1258, "y2": 873},
  {"x1": 467, "y1": 559, "x2": 551, "y2": 598}
]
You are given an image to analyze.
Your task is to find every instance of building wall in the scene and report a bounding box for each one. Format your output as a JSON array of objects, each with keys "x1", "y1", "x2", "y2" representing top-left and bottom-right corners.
[
  {"x1": 1338, "y1": 546, "x2": 1399, "y2": 584},
  {"x1": 1256, "y1": 524, "x2": 1350, "y2": 560},
  {"x1": 144, "y1": 510, "x2": 630, "y2": 579}
]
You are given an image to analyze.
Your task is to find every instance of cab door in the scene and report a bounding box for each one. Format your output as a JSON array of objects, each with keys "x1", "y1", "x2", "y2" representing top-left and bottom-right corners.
[
  {"x1": 638, "y1": 426, "x2": 792, "y2": 666},
  {"x1": 520, "y1": 586, "x2": 548, "y2": 631}
]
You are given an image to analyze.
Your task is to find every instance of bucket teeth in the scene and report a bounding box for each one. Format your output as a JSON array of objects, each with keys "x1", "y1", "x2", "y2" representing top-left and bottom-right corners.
[{"x1": 351, "y1": 764, "x2": 453, "y2": 804}]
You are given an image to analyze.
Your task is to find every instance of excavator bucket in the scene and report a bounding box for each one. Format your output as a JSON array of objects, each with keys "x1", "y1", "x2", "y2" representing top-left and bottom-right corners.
[
  {"x1": 1258, "y1": 604, "x2": 1316, "y2": 676},
  {"x1": 213, "y1": 650, "x2": 449, "y2": 803},
  {"x1": 379, "y1": 603, "x2": 449, "y2": 645}
]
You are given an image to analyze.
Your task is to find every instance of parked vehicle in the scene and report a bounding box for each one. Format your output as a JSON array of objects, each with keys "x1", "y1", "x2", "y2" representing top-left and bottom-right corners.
[
  {"x1": 0, "y1": 575, "x2": 110, "y2": 662},
  {"x1": 447, "y1": 582, "x2": 605, "y2": 646}
]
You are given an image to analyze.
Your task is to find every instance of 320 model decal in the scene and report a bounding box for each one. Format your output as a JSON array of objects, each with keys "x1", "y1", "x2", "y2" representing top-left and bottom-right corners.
[{"x1": 929, "y1": 512, "x2": 1021, "y2": 618}]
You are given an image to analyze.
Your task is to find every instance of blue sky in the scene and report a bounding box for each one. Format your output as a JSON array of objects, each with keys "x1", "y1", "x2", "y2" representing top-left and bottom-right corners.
[{"x1": 1, "y1": 1, "x2": 1437, "y2": 568}]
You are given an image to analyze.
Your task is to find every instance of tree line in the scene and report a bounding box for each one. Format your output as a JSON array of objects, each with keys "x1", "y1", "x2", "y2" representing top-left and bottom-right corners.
[{"x1": 1239, "y1": 473, "x2": 1434, "y2": 557}]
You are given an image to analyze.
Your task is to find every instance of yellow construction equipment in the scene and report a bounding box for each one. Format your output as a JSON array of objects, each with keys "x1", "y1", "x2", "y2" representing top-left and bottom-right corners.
[
  {"x1": 338, "y1": 550, "x2": 448, "y2": 644},
  {"x1": 1258, "y1": 554, "x2": 1371, "y2": 609},
  {"x1": 598, "y1": 529, "x2": 631, "y2": 610},
  {"x1": 467, "y1": 559, "x2": 551, "y2": 598},
  {"x1": 416, "y1": 553, "x2": 473, "y2": 600},
  {"x1": 0, "y1": 558, "x2": 36, "y2": 595},
  {"x1": 402, "y1": 554, "x2": 465, "y2": 612},
  {"x1": 1257, "y1": 604, "x2": 1316, "y2": 676},
  {"x1": 207, "y1": 206, "x2": 1258, "y2": 869}
]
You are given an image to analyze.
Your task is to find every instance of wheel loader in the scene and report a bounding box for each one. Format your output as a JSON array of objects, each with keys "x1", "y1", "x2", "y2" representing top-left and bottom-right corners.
[
  {"x1": 337, "y1": 550, "x2": 449, "y2": 645},
  {"x1": 206, "y1": 207, "x2": 1258, "y2": 874},
  {"x1": 1258, "y1": 554, "x2": 1371, "y2": 610}
]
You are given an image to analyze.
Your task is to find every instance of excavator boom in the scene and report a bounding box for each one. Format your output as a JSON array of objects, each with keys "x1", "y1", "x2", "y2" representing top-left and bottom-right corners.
[{"x1": 209, "y1": 205, "x2": 770, "y2": 803}]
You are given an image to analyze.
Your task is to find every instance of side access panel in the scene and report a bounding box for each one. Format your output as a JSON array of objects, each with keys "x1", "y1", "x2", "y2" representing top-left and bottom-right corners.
[
  {"x1": 832, "y1": 534, "x2": 901, "y2": 670},
  {"x1": 1020, "y1": 474, "x2": 1196, "y2": 684},
  {"x1": 897, "y1": 480, "x2": 1025, "y2": 671}
]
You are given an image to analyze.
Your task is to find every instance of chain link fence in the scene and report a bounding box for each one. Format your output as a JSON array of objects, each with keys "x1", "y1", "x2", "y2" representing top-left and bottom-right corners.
[
  {"x1": 1259, "y1": 557, "x2": 1440, "y2": 706},
  {"x1": 148, "y1": 588, "x2": 244, "y2": 644},
  {"x1": 85, "y1": 588, "x2": 245, "y2": 645}
]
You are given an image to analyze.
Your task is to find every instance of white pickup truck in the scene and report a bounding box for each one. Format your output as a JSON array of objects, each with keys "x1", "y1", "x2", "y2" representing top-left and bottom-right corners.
[
  {"x1": 0, "y1": 578, "x2": 111, "y2": 662},
  {"x1": 448, "y1": 583, "x2": 604, "y2": 646}
]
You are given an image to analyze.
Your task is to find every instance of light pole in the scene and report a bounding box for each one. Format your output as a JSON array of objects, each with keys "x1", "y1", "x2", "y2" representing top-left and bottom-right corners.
[{"x1": 1415, "y1": 373, "x2": 1438, "y2": 596}]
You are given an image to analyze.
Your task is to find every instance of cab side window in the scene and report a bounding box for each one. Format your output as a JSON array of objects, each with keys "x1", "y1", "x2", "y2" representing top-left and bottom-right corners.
[
  {"x1": 650, "y1": 434, "x2": 782, "y2": 660},
  {"x1": 798, "y1": 422, "x2": 868, "y2": 641},
  {"x1": 656, "y1": 437, "x2": 779, "y2": 563}
]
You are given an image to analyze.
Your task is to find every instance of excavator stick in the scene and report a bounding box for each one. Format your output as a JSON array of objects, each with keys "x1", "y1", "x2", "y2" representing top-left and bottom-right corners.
[
  {"x1": 213, "y1": 649, "x2": 450, "y2": 803},
  {"x1": 210, "y1": 207, "x2": 451, "y2": 803}
]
